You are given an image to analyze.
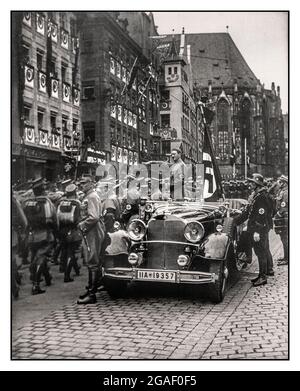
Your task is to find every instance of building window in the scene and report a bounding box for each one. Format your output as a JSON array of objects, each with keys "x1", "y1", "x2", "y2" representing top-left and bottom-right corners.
[
  {"x1": 37, "y1": 50, "x2": 43, "y2": 70},
  {"x1": 162, "y1": 140, "x2": 171, "y2": 155},
  {"x1": 168, "y1": 67, "x2": 172, "y2": 75},
  {"x1": 61, "y1": 63, "x2": 67, "y2": 82},
  {"x1": 62, "y1": 117, "x2": 68, "y2": 132},
  {"x1": 23, "y1": 106, "x2": 31, "y2": 124},
  {"x1": 37, "y1": 110, "x2": 44, "y2": 129},
  {"x1": 174, "y1": 67, "x2": 178, "y2": 74},
  {"x1": 50, "y1": 112, "x2": 57, "y2": 131},
  {"x1": 161, "y1": 114, "x2": 170, "y2": 128},
  {"x1": 60, "y1": 12, "x2": 67, "y2": 30},
  {"x1": 73, "y1": 119, "x2": 78, "y2": 136},
  {"x1": 161, "y1": 90, "x2": 170, "y2": 101},
  {"x1": 83, "y1": 85, "x2": 95, "y2": 100},
  {"x1": 70, "y1": 18, "x2": 77, "y2": 36},
  {"x1": 83, "y1": 121, "x2": 95, "y2": 143}
]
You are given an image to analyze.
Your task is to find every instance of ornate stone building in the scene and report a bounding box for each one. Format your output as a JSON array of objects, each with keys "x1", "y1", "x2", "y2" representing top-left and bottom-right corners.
[
  {"x1": 158, "y1": 32, "x2": 285, "y2": 177},
  {"x1": 78, "y1": 11, "x2": 160, "y2": 171},
  {"x1": 12, "y1": 11, "x2": 81, "y2": 183}
]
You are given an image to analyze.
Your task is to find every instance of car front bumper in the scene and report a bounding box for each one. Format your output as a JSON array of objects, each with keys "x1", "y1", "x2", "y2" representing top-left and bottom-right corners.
[{"x1": 103, "y1": 267, "x2": 218, "y2": 284}]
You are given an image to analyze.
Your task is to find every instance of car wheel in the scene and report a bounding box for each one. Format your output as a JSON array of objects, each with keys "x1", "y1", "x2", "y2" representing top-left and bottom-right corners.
[
  {"x1": 104, "y1": 279, "x2": 128, "y2": 298},
  {"x1": 223, "y1": 218, "x2": 242, "y2": 273},
  {"x1": 208, "y1": 261, "x2": 228, "y2": 304}
]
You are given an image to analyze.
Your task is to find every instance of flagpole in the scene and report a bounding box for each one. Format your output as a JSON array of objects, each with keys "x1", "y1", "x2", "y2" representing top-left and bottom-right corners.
[
  {"x1": 232, "y1": 130, "x2": 236, "y2": 179},
  {"x1": 244, "y1": 137, "x2": 247, "y2": 179},
  {"x1": 121, "y1": 56, "x2": 138, "y2": 96}
]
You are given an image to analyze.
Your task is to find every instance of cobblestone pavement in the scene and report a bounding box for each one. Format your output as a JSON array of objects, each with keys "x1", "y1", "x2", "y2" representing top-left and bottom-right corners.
[{"x1": 12, "y1": 231, "x2": 288, "y2": 360}]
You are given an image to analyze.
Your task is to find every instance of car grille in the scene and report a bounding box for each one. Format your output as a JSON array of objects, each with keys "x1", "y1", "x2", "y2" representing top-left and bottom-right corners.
[{"x1": 146, "y1": 216, "x2": 186, "y2": 270}]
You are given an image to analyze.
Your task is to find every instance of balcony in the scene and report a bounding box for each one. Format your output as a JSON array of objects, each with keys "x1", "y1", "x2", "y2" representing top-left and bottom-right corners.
[
  {"x1": 38, "y1": 71, "x2": 47, "y2": 93},
  {"x1": 50, "y1": 22, "x2": 58, "y2": 43},
  {"x1": 23, "y1": 12, "x2": 31, "y2": 27},
  {"x1": 38, "y1": 129, "x2": 48, "y2": 147},
  {"x1": 24, "y1": 65, "x2": 34, "y2": 88},
  {"x1": 61, "y1": 29, "x2": 69, "y2": 50},
  {"x1": 73, "y1": 86, "x2": 80, "y2": 106},
  {"x1": 36, "y1": 13, "x2": 45, "y2": 36},
  {"x1": 51, "y1": 78, "x2": 59, "y2": 99},
  {"x1": 63, "y1": 82, "x2": 71, "y2": 103},
  {"x1": 24, "y1": 125, "x2": 35, "y2": 144}
]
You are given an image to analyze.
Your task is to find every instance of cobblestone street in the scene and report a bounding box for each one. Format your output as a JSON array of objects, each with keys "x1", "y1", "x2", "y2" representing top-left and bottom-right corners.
[{"x1": 12, "y1": 231, "x2": 288, "y2": 360}]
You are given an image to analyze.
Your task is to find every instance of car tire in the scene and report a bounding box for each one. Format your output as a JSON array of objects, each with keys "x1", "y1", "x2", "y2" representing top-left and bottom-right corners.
[
  {"x1": 208, "y1": 261, "x2": 228, "y2": 304},
  {"x1": 223, "y1": 217, "x2": 242, "y2": 273},
  {"x1": 104, "y1": 279, "x2": 128, "y2": 298}
]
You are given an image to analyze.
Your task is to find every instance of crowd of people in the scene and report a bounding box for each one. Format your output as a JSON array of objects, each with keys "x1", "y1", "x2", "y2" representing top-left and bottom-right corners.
[{"x1": 12, "y1": 166, "x2": 288, "y2": 302}]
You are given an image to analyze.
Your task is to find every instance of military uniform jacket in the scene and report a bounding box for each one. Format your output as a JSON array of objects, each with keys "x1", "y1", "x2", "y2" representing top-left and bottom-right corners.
[
  {"x1": 236, "y1": 188, "x2": 273, "y2": 234},
  {"x1": 79, "y1": 189, "x2": 105, "y2": 264},
  {"x1": 276, "y1": 185, "x2": 288, "y2": 217}
]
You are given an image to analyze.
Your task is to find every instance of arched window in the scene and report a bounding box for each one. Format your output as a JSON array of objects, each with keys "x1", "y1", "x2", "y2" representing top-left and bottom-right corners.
[{"x1": 217, "y1": 98, "x2": 230, "y2": 160}]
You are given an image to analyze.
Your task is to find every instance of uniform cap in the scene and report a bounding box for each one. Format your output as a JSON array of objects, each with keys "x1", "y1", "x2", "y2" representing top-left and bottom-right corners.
[
  {"x1": 65, "y1": 184, "x2": 77, "y2": 195},
  {"x1": 279, "y1": 175, "x2": 288, "y2": 183},
  {"x1": 247, "y1": 173, "x2": 265, "y2": 187},
  {"x1": 31, "y1": 177, "x2": 45, "y2": 189},
  {"x1": 79, "y1": 176, "x2": 93, "y2": 184}
]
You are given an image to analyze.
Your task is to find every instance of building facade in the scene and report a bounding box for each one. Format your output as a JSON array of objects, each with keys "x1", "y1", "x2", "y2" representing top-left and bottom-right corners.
[
  {"x1": 158, "y1": 32, "x2": 285, "y2": 178},
  {"x1": 157, "y1": 31, "x2": 202, "y2": 163},
  {"x1": 12, "y1": 11, "x2": 81, "y2": 183},
  {"x1": 78, "y1": 11, "x2": 160, "y2": 174}
]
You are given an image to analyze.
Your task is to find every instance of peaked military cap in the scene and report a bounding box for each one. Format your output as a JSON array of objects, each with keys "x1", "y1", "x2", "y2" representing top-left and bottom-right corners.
[
  {"x1": 247, "y1": 173, "x2": 265, "y2": 187},
  {"x1": 31, "y1": 177, "x2": 45, "y2": 189},
  {"x1": 65, "y1": 184, "x2": 77, "y2": 195},
  {"x1": 279, "y1": 175, "x2": 288, "y2": 183}
]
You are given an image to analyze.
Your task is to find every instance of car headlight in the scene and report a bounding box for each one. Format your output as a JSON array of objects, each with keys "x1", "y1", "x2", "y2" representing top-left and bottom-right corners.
[
  {"x1": 113, "y1": 221, "x2": 121, "y2": 231},
  {"x1": 128, "y1": 219, "x2": 147, "y2": 241},
  {"x1": 126, "y1": 204, "x2": 132, "y2": 211},
  {"x1": 145, "y1": 203, "x2": 154, "y2": 213},
  {"x1": 184, "y1": 221, "x2": 204, "y2": 243}
]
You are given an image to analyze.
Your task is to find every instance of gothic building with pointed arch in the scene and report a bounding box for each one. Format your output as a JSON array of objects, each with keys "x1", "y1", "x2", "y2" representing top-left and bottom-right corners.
[{"x1": 158, "y1": 32, "x2": 285, "y2": 178}]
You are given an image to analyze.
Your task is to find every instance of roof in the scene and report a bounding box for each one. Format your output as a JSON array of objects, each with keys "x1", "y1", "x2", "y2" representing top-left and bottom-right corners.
[{"x1": 159, "y1": 33, "x2": 259, "y2": 88}]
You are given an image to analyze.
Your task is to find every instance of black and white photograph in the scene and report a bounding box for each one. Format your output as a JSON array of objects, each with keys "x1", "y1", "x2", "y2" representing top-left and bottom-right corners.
[{"x1": 7, "y1": 5, "x2": 293, "y2": 370}]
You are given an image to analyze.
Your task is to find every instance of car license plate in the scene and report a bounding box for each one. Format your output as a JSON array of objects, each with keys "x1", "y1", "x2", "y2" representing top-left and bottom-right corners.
[{"x1": 137, "y1": 270, "x2": 176, "y2": 282}]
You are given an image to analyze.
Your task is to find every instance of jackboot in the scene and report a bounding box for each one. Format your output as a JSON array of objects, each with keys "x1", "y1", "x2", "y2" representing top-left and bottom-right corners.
[
  {"x1": 42, "y1": 261, "x2": 52, "y2": 286},
  {"x1": 77, "y1": 269, "x2": 98, "y2": 304},
  {"x1": 252, "y1": 276, "x2": 267, "y2": 287},
  {"x1": 73, "y1": 257, "x2": 81, "y2": 276},
  {"x1": 78, "y1": 269, "x2": 93, "y2": 299},
  {"x1": 64, "y1": 258, "x2": 74, "y2": 283},
  {"x1": 32, "y1": 266, "x2": 45, "y2": 295},
  {"x1": 251, "y1": 275, "x2": 260, "y2": 283},
  {"x1": 77, "y1": 291, "x2": 96, "y2": 304}
]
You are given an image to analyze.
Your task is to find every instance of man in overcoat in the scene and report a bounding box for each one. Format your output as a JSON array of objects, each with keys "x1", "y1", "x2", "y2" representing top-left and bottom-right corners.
[
  {"x1": 235, "y1": 173, "x2": 273, "y2": 286},
  {"x1": 77, "y1": 177, "x2": 106, "y2": 304}
]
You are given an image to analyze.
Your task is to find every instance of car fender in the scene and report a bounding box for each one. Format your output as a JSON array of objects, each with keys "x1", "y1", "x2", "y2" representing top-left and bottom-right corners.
[{"x1": 199, "y1": 232, "x2": 230, "y2": 260}]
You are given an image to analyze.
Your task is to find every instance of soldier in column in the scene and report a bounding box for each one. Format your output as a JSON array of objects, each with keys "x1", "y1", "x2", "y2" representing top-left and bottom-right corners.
[
  {"x1": 77, "y1": 177, "x2": 106, "y2": 304},
  {"x1": 235, "y1": 173, "x2": 274, "y2": 286},
  {"x1": 274, "y1": 175, "x2": 288, "y2": 265},
  {"x1": 23, "y1": 178, "x2": 57, "y2": 295},
  {"x1": 12, "y1": 195, "x2": 28, "y2": 298},
  {"x1": 56, "y1": 184, "x2": 82, "y2": 282}
]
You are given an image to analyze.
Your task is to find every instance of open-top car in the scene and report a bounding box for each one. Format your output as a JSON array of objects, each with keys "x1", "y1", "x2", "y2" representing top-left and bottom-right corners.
[{"x1": 102, "y1": 198, "x2": 248, "y2": 303}]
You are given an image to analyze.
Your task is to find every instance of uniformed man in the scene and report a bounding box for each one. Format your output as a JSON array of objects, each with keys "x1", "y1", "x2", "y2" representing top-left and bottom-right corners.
[
  {"x1": 170, "y1": 148, "x2": 185, "y2": 200},
  {"x1": 274, "y1": 175, "x2": 288, "y2": 265},
  {"x1": 23, "y1": 178, "x2": 57, "y2": 295},
  {"x1": 57, "y1": 184, "x2": 82, "y2": 282},
  {"x1": 12, "y1": 195, "x2": 28, "y2": 298},
  {"x1": 77, "y1": 177, "x2": 106, "y2": 304},
  {"x1": 235, "y1": 173, "x2": 274, "y2": 286}
]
